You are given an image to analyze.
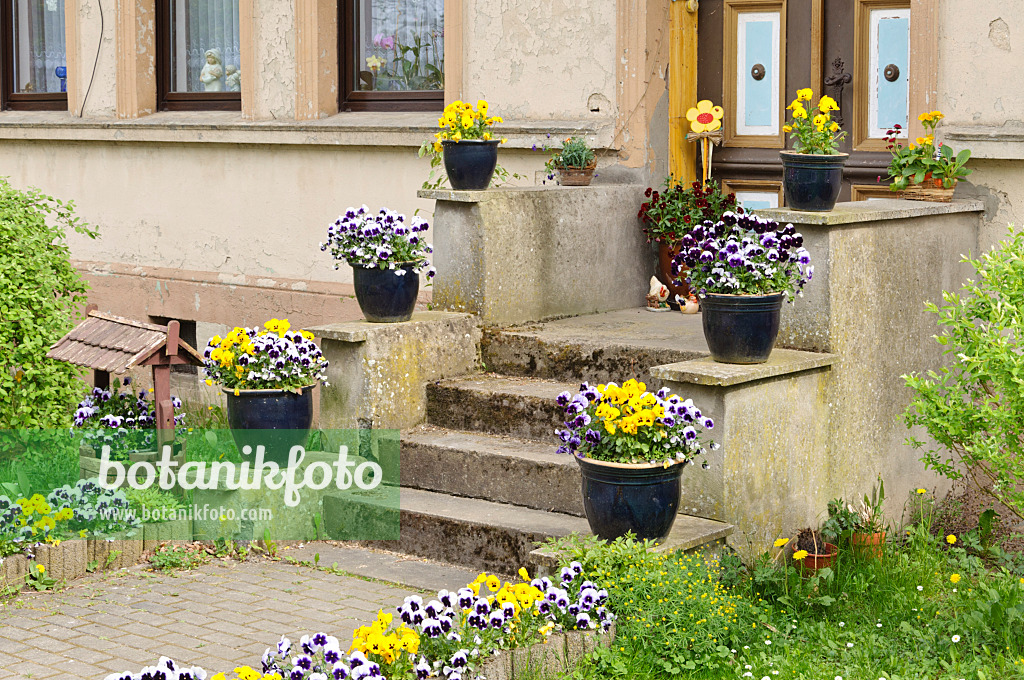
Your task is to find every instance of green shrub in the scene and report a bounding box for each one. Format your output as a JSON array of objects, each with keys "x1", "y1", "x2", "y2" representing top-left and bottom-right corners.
[
  {"x1": 0, "y1": 179, "x2": 96, "y2": 428},
  {"x1": 904, "y1": 226, "x2": 1024, "y2": 520},
  {"x1": 125, "y1": 487, "x2": 186, "y2": 523},
  {"x1": 149, "y1": 544, "x2": 207, "y2": 572}
]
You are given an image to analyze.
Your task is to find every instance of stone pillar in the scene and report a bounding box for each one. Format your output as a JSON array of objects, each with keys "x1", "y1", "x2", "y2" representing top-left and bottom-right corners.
[{"x1": 419, "y1": 186, "x2": 654, "y2": 326}]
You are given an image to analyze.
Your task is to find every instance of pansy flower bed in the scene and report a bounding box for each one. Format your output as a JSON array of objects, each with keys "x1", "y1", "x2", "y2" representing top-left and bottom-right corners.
[
  {"x1": 74, "y1": 380, "x2": 185, "y2": 458},
  {"x1": 104, "y1": 566, "x2": 614, "y2": 680}
]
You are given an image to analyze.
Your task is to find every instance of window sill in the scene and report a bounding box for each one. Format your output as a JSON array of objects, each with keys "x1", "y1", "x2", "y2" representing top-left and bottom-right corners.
[
  {"x1": 942, "y1": 124, "x2": 1024, "y2": 160},
  {"x1": 0, "y1": 110, "x2": 617, "y2": 150}
]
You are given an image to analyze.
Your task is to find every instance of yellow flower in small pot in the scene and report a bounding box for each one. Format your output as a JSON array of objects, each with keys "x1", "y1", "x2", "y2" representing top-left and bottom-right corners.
[
  {"x1": 419, "y1": 99, "x2": 507, "y2": 190},
  {"x1": 780, "y1": 88, "x2": 849, "y2": 211},
  {"x1": 885, "y1": 110, "x2": 971, "y2": 199}
]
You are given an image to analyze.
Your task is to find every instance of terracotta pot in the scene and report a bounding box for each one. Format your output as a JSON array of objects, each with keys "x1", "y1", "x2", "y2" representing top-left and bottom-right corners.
[
  {"x1": 851, "y1": 531, "x2": 886, "y2": 559},
  {"x1": 656, "y1": 242, "x2": 690, "y2": 301},
  {"x1": 793, "y1": 540, "x2": 838, "y2": 574}
]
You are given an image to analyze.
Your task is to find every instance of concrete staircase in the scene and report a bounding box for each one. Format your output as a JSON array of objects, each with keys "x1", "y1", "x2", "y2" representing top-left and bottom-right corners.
[{"x1": 323, "y1": 309, "x2": 736, "y2": 575}]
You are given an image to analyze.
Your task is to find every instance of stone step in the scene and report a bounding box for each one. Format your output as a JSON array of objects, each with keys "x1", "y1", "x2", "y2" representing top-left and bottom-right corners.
[
  {"x1": 481, "y1": 307, "x2": 709, "y2": 385},
  {"x1": 426, "y1": 374, "x2": 575, "y2": 443},
  {"x1": 323, "y1": 487, "x2": 591, "y2": 575},
  {"x1": 401, "y1": 425, "x2": 584, "y2": 516},
  {"x1": 323, "y1": 486, "x2": 735, "y2": 577}
]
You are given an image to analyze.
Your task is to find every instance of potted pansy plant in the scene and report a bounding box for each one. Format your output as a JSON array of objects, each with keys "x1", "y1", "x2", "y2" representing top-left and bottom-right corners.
[
  {"x1": 203, "y1": 319, "x2": 328, "y2": 464},
  {"x1": 671, "y1": 211, "x2": 813, "y2": 363},
  {"x1": 321, "y1": 206, "x2": 436, "y2": 323},
  {"x1": 780, "y1": 88, "x2": 847, "y2": 211},
  {"x1": 555, "y1": 379, "x2": 717, "y2": 541},
  {"x1": 420, "y1": 99, "x2": 507, "y2": 190}
]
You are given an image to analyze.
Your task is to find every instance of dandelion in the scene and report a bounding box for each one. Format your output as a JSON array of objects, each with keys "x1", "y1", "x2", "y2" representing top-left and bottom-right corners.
[
  {"x1": 946, "y1": 534, "x2": 957, "y2": 545},
  {"x1": 916, "y1": 488, "x2": 927, "y2": 494},
  {"x1": 773, "y1": 538, "x2": 788, "y2": 548},
  {"x1": 793, "y1": 550, "x2": 809, "y2": 561},
  {"x1": 950, "y1": 573, "x2": 961, "y2": 584}
]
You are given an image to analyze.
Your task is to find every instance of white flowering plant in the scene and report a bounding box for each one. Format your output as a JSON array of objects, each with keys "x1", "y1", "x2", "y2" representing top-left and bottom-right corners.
[
  {"x1": 321, "y1": 206, "x2": 436, "y2": 279},
  {"x1": 72, "y1": 379, "x2": 184, "y2": 457},
  {"x1": 202, "y1": 319, "x2": 329, "y2": 392},
  {"x1": 671, "y1": 212, "x2": 814, "y2": 300}
]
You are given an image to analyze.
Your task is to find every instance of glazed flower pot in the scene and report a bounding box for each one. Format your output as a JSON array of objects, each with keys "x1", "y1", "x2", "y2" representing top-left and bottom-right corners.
[
  {"x1": 851, "y1": 531, "x2": 886, "y2": 559},
  {"x1": 442, "y1": 139, "x2": 500, "y2": 190},
  {"x1": 700, "y1": 292, "x2": 784, "y2": 364},
  {"x1": 575, "y1": 456, "x2": 686, "y2": 541},
  {"x1": 352, "y1": 263, "x2": 420, "y2": 323},
  {"x1": 224, "y1": 387, "x2": 314, "y2": 465},
  {"x1": 657, "y1": 242, "x2": 690, "y2": 302},
  {"x1": 557, "y1": 163, "x2": 596, "y2": 187},
  {"x1": 780, "y1": 151, "x2": 848, "y2": 211}
]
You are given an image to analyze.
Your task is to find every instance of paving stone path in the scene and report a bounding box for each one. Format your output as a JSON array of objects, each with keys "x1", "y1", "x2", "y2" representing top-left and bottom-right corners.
[{"x1": 0, "y1": 544, "x2": 480, "y2": 680}]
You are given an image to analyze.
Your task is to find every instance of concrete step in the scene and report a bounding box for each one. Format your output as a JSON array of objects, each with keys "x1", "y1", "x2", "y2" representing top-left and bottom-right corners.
[
  {"x1": 323, "y1": 486, "x2": 735, "y2": 576},
  {"x1": 323, "y1": 487, "x2": 591, "y2": 575},
  {"x1": 401, "y1": 425, "x2": 584, "y2": 516},
  {"x1": 426, "y1": 374, "x2": 575, "y2": 443},
  {"x1": 481, "y1": 307, "x2": 710, "y2": 385}
]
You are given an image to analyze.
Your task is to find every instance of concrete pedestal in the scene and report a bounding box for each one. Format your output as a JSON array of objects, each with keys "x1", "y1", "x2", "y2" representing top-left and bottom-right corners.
[{"x1": 418, "y1": 186, "x2": 654, "y2": 325}]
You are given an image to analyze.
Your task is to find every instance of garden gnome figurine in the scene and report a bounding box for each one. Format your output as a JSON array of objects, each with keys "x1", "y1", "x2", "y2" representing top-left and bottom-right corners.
[
  {"x1": 225, "y1": 65, "x2": 241, "y2": 92},
  {"x1": 200, "y1": 48, "x2": 224, "y2": 92}
]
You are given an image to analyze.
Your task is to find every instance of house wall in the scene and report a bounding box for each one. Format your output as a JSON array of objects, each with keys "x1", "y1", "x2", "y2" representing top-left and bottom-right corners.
[
  {"x1": 937, "y1": 3, "x2": 1024, "y2": 251},
  {"x1": 1, "y1": 1, "x2": 672, "y2": 343}
]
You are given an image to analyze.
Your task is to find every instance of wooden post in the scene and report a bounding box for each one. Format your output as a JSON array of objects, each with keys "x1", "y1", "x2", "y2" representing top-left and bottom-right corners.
[
  {"x1": 152, "y1": 365, "x2": 174, "y2": 451},
  {"x1": 669, "y1": 0, "x2": 699, "y2": 184}
]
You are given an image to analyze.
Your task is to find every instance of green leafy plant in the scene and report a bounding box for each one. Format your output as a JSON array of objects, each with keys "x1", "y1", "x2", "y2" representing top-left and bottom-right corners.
[
  {"x1": 854, "y1": 475, "x2": 886, "y2": 533},
  {"x1": 783, "y1": 88, "x2": 845, "y2": 154},
  {"x1": 0, "y1": 179, "x2": 97, "y2": 428},
  {"x1": 820, "y1": 497, "x2": 860, "y2": 545},
  {"x1": 886, "y1": 111, "x2": 972, "y2": 190},
  {"x1": 24, "y1": 562, "x2": 56, "y2": 591},
  {"x1": 149, "y1": 544, "x2": 207, "y2": 572},
  {"x1": 124, "y1": 487, "x2": 186, "y2": 523},
  {"x1": 638, "y1": 179, "x2": 740, "y2": 244},
  {"x1": 544, "y1": 136, "x2": 595, "y2": 175},
  {"x1": 903, "y1": 226, "x2": 1024, "y2": 520}
]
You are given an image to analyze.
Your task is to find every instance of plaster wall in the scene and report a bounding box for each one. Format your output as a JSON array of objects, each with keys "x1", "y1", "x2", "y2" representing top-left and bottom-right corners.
[
  {"x1": 937, "y1": 3, "x2": 1024, "y2": 252},
  {"x1": 463, "y1": 0, "x2": 617, "y2": 122},
  {"x1": 245, "y1": 0, "x2": 298, "y2": 121}
]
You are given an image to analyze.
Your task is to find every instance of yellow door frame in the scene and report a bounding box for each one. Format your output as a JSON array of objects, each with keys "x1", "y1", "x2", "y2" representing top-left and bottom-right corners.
[{"x1": 669, "y1": 0, "x2": 699, "y2": 184}]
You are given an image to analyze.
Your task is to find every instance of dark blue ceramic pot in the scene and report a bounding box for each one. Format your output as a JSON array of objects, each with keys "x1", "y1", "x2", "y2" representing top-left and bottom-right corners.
[
  {"x1": 442, "y1": 139, "x2": 500, "y2": 190},
  {"x1": 576, "y1": 456, "x2": 686, "y2": 541},
  {"x1": 224, "y1": 387, "x2": 313, "y2": 466},
  {"x1": 700, "y1": 292, "x2": 785, "y2": 364},
  {"x1": 352, "y1": 264, "x2": 419, "y2": 323},
  {"x1": 780, "y1": 151, "x2": 848, "y2": 211}
]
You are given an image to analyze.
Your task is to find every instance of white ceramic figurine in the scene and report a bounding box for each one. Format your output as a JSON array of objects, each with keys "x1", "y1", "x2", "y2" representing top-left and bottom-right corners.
[{"x1": 200, "y1": 48, "x2": 224, "y2": 92}]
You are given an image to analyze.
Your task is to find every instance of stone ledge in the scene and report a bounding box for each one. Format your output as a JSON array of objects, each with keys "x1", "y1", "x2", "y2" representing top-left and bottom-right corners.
[
  {"x1": 651, "y1": 348, "x2": 837, "y2": 387},
  {"x1": 757, "y1": 198, "x2": 984, "y2": 226},
  {"x1": 942, "y1": 124, "x2": 1024, "y2": 160},
  {"x1": 0, "y1": 110, "x2": 614, "y2": 150},
  {"x1": 418, "y1": 184, "x2": 643, "y2": 203},
  {"x1": 309, "y1": 311, "x2": 476, "y2": 342}
]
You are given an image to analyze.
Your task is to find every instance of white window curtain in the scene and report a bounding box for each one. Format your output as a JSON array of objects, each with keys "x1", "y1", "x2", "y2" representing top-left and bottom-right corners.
[
  {"x1": 14, "y1": 0, "x2": 66, "y2": 94},
  {"x1": 172, "y1": 0, "x2": 241, "y2": 93},
  {"x1": 360, "y1": 0, "x2": 444, "y2": 91}
]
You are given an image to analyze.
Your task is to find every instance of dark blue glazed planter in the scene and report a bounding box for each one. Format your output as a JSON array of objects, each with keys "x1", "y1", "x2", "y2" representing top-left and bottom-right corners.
[
  {"x1": 576, "y1": 456, "x2": 686, "y2": 541},
  {"x1": 701, "y1": 292, "x2": 785, "y2": 364},
  {"x1": 225, "y1": 387, "x2": 314, "y2": 465},
  {"x1": 352, "y1": 264, "x2": 419, "y2": 323},
  {"x1": 780, "y1": 151, "x2": 848, "y2": 211},
  {"x1": 442, "y1": 139, "x2": 500, "y2": 190}
]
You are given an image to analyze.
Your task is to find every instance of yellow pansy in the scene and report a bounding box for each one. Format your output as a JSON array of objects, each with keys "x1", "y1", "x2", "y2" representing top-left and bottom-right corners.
[
  {"x1": 791, "y1": 106, "x2": 807, "y2": 119},
  {"x1": 796, "y1": 88, "x2": 814, "y2": 102},
  {"x1": 818, "y1": 95, "x2": 839, "y2": 112},
  {"x1": 783, "y1": 125, "x2": 793, "y2": 133}
]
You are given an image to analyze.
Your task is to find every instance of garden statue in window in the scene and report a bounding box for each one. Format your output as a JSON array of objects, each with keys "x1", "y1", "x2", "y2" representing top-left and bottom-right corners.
[
  {"x1": 225, "y1": 65, "x2": 241, "y2": 92},
  {"x1": 200, "y1": 48, "x2": 224, "y2": 92}
]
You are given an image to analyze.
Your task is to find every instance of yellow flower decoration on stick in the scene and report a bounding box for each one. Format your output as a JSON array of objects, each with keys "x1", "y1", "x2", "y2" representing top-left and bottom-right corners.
[{"x1": 686, "y1": 100, "x2": 724, "y2": 133}]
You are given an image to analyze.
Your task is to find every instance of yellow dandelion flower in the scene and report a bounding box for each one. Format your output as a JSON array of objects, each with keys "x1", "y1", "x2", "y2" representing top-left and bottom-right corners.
[
  {"x1": 773, "y1": 538, "x2": 788, "y2": 548},
  {"x1": 950, "y1": 573, "x2": 961, "y2": 584},
  {"x1": 792, "y1": 550, "x2": 809, "y2": 561},
  {"x1": 946, "y1": 534, "x2": 957, "y2": 545}
]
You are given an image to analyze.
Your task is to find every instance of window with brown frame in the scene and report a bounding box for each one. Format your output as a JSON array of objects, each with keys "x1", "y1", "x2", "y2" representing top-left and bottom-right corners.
[
  {"x1": 339, "y1": 0, "x2": 444, "y2": 112},
  {"x1": 155, "y1": 0, "x2": 241, "y2": 111},
  {"x1": 1, "y1": 0, "x2": 68, "y2": 111}
]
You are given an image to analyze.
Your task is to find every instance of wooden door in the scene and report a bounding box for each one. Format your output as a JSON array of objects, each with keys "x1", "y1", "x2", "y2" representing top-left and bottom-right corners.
[{"x1": 697, "y1": 0, "x2": 910, "y2": 208}]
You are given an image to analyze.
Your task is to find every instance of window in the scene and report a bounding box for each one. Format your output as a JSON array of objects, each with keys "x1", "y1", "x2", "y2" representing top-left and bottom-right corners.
[
  {"x1": 156, "y1": 0, "x2": 241, "y2": 111},
  {"x1": 1, "y1": 0, "x2": 68, "y2": 111},
  {"x1": 339, "y1": 0, "x2": 444, "y2": 112}
]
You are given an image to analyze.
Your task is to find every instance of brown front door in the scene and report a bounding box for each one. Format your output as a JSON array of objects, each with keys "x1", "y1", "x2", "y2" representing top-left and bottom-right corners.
[{"x1": 697, "y1": 0, "x2": 910, "y2": 207}]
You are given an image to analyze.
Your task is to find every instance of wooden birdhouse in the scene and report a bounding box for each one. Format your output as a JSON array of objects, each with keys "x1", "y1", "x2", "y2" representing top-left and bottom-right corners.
[{"x1": 47, "y1": 306, "x2": 204, "y2": 449}]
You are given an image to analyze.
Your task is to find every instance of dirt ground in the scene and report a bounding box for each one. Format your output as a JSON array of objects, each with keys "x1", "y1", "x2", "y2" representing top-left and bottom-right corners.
[{"x1": 932, "y1": 479, "x2": 1024, "y2": 553}]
